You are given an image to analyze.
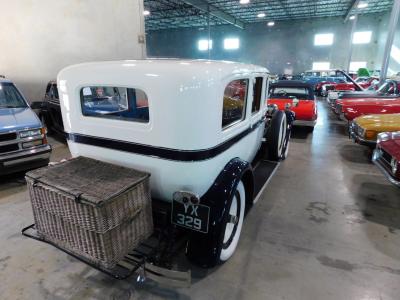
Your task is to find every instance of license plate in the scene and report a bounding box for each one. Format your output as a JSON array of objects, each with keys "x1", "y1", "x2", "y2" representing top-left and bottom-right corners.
[{"x1": 171, "y1": 200, "x2": 210, "y2": 233}]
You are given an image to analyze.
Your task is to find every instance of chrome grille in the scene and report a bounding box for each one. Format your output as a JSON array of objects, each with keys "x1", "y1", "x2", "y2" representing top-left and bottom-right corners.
[
  {"x1": 49, "y1": 98, "x2": 60, "y2": 106},
  {"x1": 0, "y1": 129, "x2": 44, "y2": 155},
  {"x1": 335, "y1": 104, "x2": 343, "y2": 114},
  {"x1": 0, "y1": 132, "x2": 17, "y2": 142},
  {"x1": 0, "y1": 144, "x2": 19, "y2": 154},
  {"x1": 381, "y1": 148, "x2": 393, "y2": 166}
]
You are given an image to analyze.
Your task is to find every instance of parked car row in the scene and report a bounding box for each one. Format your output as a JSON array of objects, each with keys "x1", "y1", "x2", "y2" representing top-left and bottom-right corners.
[{"x1": 326, "y1": 79, "x2": 400, "y2": 187}]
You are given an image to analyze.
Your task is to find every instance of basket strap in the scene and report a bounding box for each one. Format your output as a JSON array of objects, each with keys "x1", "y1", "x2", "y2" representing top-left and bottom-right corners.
[{"x1": 70, "y1": 190, "x2": 84, "y2": 203}]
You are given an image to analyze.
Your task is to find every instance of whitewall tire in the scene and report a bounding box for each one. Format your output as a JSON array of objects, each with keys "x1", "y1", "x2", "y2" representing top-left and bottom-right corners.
[{"x1": 219, "y1": 181, "x2": 246, "y2": 262}]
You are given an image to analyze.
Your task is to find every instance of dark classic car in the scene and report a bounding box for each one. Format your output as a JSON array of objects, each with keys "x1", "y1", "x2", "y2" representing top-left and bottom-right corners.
[
  {"x1": 37, "y1": 81, "x2": 64, "y2": 135},
  {"x1": 373, "y1": 132, "x2": 400, "y2": 187}
]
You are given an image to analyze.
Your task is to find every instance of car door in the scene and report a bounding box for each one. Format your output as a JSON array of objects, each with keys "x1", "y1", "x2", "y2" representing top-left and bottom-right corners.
[{"x1": 249, "y1": 75, "x2": 266, "y2": 158}]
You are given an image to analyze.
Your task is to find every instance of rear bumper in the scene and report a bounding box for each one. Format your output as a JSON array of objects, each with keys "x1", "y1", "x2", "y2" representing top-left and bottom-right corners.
[
  {"x1": 0, "y1": 145, "x2": 52, "y2": 175},
  {"x1": 372, "y1": 150, "x2": 400, "y2": 187},
  {"x1": 348, "y1": 124, "x2": 376, "y2": 147},
  {"x1": 293, "y1": 119, "x2": 317, "y2": 127}
]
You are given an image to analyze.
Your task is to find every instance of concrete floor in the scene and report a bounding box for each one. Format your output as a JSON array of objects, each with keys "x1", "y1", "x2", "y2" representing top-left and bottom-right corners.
[{"x1": 1, "y1": 99, "x2": 400, "y2": 300}]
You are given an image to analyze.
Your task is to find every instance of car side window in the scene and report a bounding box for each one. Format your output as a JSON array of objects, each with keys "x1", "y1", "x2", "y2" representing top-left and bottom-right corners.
[
  {"x1": 45, "y1": 83, "x2": 52, "y2": 97},
  {"x1": 252, "y1": 77, "x2": 263, "y2": 114},
  {"x1": 222, "y1": 79, "x2": 248, "y2": 128},
  {"x1": 80, "y1": 86, "x2": 149, "y2": 123},
  {"x1": 53, "y1": 84, "x2": 59, "y2": 99}
]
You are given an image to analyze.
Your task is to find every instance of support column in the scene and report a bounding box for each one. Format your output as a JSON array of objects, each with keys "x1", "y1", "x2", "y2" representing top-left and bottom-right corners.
[
  {"x1": 380, "y1": 0, "x2": 400, "y2": 83},
  {"x1": 346, "y1": 15, "x2": 358, "y2": 73}
]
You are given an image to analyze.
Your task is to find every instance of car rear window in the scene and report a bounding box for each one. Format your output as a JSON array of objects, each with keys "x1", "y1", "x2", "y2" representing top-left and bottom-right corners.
[
  {"x1": 269, "y1": 87, "x2": 311, "y2": 100},
  {"x1": 222, "y1": 79, "x2": 248, "y2": 128},
  {"x1": 80, "y1": 86, "x2": 149, "y2": 123}
]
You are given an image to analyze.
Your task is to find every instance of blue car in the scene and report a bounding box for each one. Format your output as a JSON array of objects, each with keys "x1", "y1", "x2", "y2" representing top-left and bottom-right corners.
[{"x1": 0, "y1": 77, "x2": 51, "y2": 175}]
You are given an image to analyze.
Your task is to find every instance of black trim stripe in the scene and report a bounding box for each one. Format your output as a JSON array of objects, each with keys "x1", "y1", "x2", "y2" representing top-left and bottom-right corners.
[{"x1": 67, "y1": 119, "x2": 265, "y2": 162}]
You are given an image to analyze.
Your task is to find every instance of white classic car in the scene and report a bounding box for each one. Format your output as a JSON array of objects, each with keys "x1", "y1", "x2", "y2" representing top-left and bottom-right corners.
[{"x1": 57, "y1": 59, "x2": 293, "y2": 267}]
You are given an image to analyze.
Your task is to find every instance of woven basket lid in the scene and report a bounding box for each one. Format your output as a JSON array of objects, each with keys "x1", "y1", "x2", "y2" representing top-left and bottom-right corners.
[{"x1": 26, "y1": 156, "x2": 150, "y2": 206}]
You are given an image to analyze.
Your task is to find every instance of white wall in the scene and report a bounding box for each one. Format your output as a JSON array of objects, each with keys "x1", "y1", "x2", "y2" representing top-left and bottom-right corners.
[{"x1": 0, "y1": 0, "x2": 146, "y2": 101}]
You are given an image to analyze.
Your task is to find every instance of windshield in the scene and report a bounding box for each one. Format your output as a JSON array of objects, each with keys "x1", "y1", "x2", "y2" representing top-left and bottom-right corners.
[
  {"x1": 269, "y1": 87, "x2": 311, "y2": 100},
  {"x1": 0, "y1": 83, "x2": 27, "y2": 108},
  {"x1": 377, "y1": 81, "x2": 396, "y2": 95}
]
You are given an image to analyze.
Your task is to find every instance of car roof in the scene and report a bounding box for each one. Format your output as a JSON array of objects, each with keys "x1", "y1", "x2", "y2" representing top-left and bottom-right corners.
[
  {"x1": 270, "y1": 80, "x2": 314, "y2": 89},
  {"x1": 59, "y1": 59, "x2": 269, "y2": 80},
  {"x1": 0, "y1": 77, "x2": 13, "y2": 84}
]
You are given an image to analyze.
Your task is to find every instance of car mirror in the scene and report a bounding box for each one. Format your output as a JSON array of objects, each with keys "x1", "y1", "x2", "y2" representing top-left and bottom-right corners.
[{"x1": 30, "y1": 101, "x2": 43, "y2": 109}]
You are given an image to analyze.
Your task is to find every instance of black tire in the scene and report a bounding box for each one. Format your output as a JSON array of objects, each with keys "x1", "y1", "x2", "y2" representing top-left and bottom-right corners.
[{"x1": 266, "y1": 110, "x2": 289, "y2": 161}]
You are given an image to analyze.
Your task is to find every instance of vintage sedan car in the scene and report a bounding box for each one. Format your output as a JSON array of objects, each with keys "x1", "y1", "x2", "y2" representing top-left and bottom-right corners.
[
  {"x1": 57, "y1": 59, "x2": 294, "y2": 267},
  {"x1": 335, "y1": 97, "x2": 400, "y2": 121},
  {"x1": 0, "y1": 78, "x2": 51, "y2": 175},
  {"x1": 349, "y1": 113, "x2": 400, "y2": 147},
  {"x1": 268, "y1": 81, "x2": 317, "y2": 128},
  {"x1": 373, "y1": 132, "x2": 400, "y2": 187}
]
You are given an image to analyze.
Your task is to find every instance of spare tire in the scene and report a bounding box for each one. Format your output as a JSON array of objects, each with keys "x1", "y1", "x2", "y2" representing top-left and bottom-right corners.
[{"x1": 266, "y1": 110, "x2": 289, "y2": 161}]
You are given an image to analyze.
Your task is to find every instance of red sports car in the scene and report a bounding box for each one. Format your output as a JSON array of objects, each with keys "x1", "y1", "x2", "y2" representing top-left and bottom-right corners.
[
  {"x1": 323, "y1": 77, "x2": 379, "y2": 96},
  {"x1": 268, "y1": 81, "x2": 317, "y2": 128},
  {"x1": 335, "y1": 97, "x2": 400, "y2": 121},
  {"x1": 373, "y1": 132, "x2": 400, "y2": 187}
]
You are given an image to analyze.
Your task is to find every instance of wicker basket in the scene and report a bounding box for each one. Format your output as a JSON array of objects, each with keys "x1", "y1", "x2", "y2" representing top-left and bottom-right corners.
[{"x1": 26, "y1": 156, "x2": 153, "y2": 269}]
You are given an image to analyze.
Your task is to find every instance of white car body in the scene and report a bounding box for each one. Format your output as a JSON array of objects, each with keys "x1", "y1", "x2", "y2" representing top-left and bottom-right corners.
[{"x1": 57, "y1": 59, "x2": 270, "y2": 202}]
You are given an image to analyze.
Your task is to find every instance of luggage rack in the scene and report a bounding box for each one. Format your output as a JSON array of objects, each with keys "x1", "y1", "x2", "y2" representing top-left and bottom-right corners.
[{"x1": 22, "y1": 223, "x2": 192, "y2": 288}]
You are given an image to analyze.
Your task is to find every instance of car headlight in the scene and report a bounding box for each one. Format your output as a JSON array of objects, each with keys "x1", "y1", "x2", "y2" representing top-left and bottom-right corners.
[
  {"x1": 391, "y1": 158, "x2": 398, "y2": 175},
  {"x1": 20, "y1": 128, "x2": 42, "y2": 138}
]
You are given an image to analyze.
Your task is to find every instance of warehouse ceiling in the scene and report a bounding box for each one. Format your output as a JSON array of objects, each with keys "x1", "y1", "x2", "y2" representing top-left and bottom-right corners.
[{"x1": 144, "y1": 0, "x2": 393, "y2": 31}]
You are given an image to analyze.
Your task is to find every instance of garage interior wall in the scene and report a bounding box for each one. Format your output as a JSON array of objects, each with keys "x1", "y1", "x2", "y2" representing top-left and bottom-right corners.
[
  {"x1": 147, "y1": 13, "x2": 389, "y2": 75},
  {"x1": 0, "y1": 0, "x2": 146, "y2": 102}
]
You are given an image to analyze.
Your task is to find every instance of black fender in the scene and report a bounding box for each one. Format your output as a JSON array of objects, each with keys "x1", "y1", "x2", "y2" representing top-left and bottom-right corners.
[{"x1": 186, "y1": 157, "x2": 254, "y2": 267}]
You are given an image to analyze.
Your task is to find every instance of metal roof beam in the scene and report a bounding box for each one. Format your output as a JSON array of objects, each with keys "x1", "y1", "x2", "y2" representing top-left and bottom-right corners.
[
  {"x1": 344, "y1": 0, "x2": 361, "y2": 22},
  {"x1": 178, "y1": 0, "x2": 245, "y2": 29}
]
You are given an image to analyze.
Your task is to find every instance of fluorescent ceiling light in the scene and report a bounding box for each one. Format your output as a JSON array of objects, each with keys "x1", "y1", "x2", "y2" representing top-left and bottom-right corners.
[
  {"x1": 357, "y1": 2, "x2": 368, "y2": 8},
  {"x1": 257, "y1": 13, "x2": 266, "y2": 18},
  {"x1": 312, "y1": 62, "x2": 330, "y2": 70},
  {"x1": 143, "y1": 10, "x2": 150, "y2": 16},
  {"x1": 314, "y1": 33, "x2": 334, "y2": 46},
  {"x1": 267, "y1": 21, "x2": 275, "y2": 26},
  {"x1": 198, "y1": 39, "x2": 212, "y2": 51},
  {"x1": 224, "y1": 38, "x2": 240, "y2": 50},
  {"x1": 240, "y1": 0, "x2": 250, "y2": 4},
  {"x1": 353, "y1": 31, "x2": 372, "y2": 44},
  {"x1": 349, "y1": 15, "x2": 356, "y2": 20}
]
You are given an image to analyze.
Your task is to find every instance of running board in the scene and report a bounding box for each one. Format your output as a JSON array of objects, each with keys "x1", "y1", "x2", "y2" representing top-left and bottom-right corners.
[{"x1": 253, "y1": 160, "x2": 279, "y2": 203}]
